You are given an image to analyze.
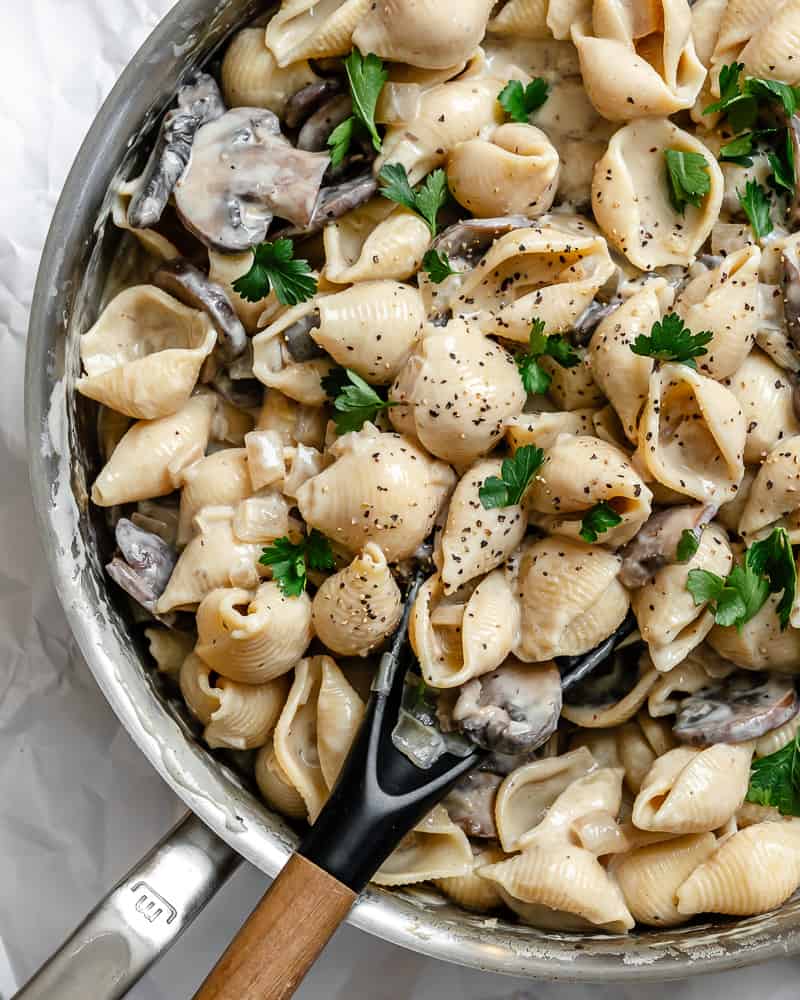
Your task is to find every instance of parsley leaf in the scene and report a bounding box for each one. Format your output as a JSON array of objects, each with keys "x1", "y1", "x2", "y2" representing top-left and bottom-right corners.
[
  {"x1": 665, "y1": 149, "x2": 712, "y2": 213},
  {"x1": 378, "y1": 163, "x2": 449, "y2": 235},
  {"x1": 719, "y1": 131, "x2": 757, "y2": 166},
  {"x1": 328, "y1": 116, "x2": 356, "y2": 167},
  {"x1": 345, "y1": 50, "x2": 387, "y2": 153},
  {"x1": 704, "y1": 64, "x2": 800, "y2": 131},
  {"x1": 738, "y1": 180, "x2": 773, "y2": 239},
  {"x1": 320, "y1": 366, "x2": 351, "y2": 400},
  {"x1": 676, "y1": 529, "x2": 701, "y2": 563},
  {"x1": 259, "y1": 530, "x2": 335, "y2": 597},
  {"x1": 479, "y1": 445, "x2": 544, "y2": 509},
  {"x1": 579, "y1": 502, "x2": 623, "y2": 544},
  {"x1": 498, "y1": 78, "x2": 550, "y2": 123},
  {"x1": 630, "y1": 313, "x2": 713, "y2": 368},
  {"x1": 746, "y1": 733, "x2": 800, "y2": 817},
  {"x1": 768, "y1": 128, "x2": 796, "y2": 193},
  {"x1": 423, "y1": 249, "x2": 459, "y2": 283},
  {"x1": 687, "y1": 527, "x2": 797, "y2": 631},
  {"x1": 746, "y1": 77, "x2": 800, "y2": 118},
  {"x1": 232, "y1": 239, "x2": 317, "y2": 306},
  {"x1": 516, "y1": 318, "x2": 581, "y2": 395},
  {"x1": 705, "y1": 62, "x2": 745, "y2": 115},
  {"x1": 327, "y1": 368, "x2": 397, "y2": 434}
]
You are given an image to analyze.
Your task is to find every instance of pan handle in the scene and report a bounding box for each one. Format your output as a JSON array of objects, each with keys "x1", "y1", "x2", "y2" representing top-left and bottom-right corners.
[{"x1": 13, "y1": 812, "x2": 241, "y2": 1000}]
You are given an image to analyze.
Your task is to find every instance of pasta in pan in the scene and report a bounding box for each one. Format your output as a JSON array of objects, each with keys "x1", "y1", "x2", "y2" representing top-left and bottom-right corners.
[{"x1": 89, "y1": 0, "x2": 800, "y2": 937}]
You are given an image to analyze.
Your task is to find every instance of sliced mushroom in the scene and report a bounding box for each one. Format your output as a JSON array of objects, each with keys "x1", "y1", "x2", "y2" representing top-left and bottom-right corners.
[
  {"x1": 298, "y1": 94, "x2": 353, "y2": 152},
  {"x1": 210, "y1": 371, "x2": 264, "y2": 410},
  {"x1": 562, "y1": 639, "x2": 644, "y2": 709},
  {"x1": 442, "y1": 771, "x2": 502, "y2": 838},
  {"x1": 783, "y1": 257, "x2": 800, "y2": 352},
  {"x1": 673, "y1": 673, "x2": 799, "y2": 746},
  {"x1": 788, "y1": 116, "x2": 800, "y2": 229},
  {"x1": 433, "y1": 216, "x2": 531, "y2": 268},
  {"x1": 128, "y1": 72, "x2": 226, "y2": 230},
  {"x1": 573, "y1": 299, "x2": 621, "y2": 347},
  {"x1": 174, "y1": 108, "x2": 330, "y2": 252},
  {"x1": 106, "y1": 518, "x2": 178, "y2": 614},
  {"x1": 452, "y1": 660, "x2": 562, "y2": 755},
  {"x1": 154, "y1": 259, "x2": 248, "y2": 361},
  {"x1": 282, "y1": 311, "x2": 325, "y2": 361},
  {"x1": 619, "y1": 505, "x2": 716, "y2": 589},
  {"x1": 284, "y1": 79, "x2": 344, "y2": 129},
  {"x1": 280, "y1": 173, "x2": 379, "y2": 238}
]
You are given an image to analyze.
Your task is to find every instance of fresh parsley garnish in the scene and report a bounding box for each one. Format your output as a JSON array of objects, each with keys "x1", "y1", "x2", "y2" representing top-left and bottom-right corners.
[
  {"x1": 516, "y1": 318, "x2": 581, "y2": 395},
  {"x1": 705, "y1": 63, "x2": 800, "y2": 131},
  {"x1": 665, "y1": 149, "x2": 711, "y2": 213},
  {"x1": 232, "y1": 239, "x2": 317, "y2": 306},
  {"x1": 579, "y1": 502, "x2": 623, "y2": 544},
  {"x1": 422, "y1": 249, "x2": 460, "y2": 283},
  {"x1": 479, "y1": 445, "x2": 544, "y2": 510},
  {"x1": 719, "y1": 131, "x2": 758, "y2": 166},
  {"x1": 327, "y1": 50, "x2": 388, "y2": 164},
  {"x1": 498, "y1": 78, "x2": 549, "y2": 123},
  {"x1": 769, "y1": 128, "x2": 796, "y2": 193},
  {"x1": 687, "y1": 526, "x2": 796, "y2": 630},
  {"x1": 259, "y1": 530, "x2": 335, "y2": 597},
  {"x1": 630, "y1": 313, "x2": 713, "y2": 368},
  {"x1": 738, "y1": 180, "x2": 773, "y2": 239},
  {"x1": 746, "y1": 732, "x2": 800, "y2": 816},
  {"x1": 325, "y1": 367, "x2": 397, "y2": 434},
  {"x1": 676, "y1": 529, "x2": 701, "y2": 563},
  {"x1": 378, "y1": 163, "x2": 449, "y2": 236}
]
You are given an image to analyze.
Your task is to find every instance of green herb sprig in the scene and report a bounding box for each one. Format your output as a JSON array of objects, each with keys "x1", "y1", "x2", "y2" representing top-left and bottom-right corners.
[
  {"x1": 746, "y1": 732, "x2": 800, "y2": 816},
  {"x1": 378, "y1": 163, "x2": 449, "y2": 236},
  {"x1": 259, "y1": 530, "x2": 335, "y2": 597},
  {"x1": 738, "y1": 180, "x2": 774, "y2": 239},
  {"x1": 322, "y1": 368, "x2": 398, "y2": 434},
  {"x1": 327, "y1": 50, "x2": 388, "y2": 166},
  {"x1": 516, "y1": 318, "x2": 581, "y2": 395},
  {"x1": 422, "y1": 249, "x2": 460, "y2": 283},
  {"x1": 232, "y1": 239, "x2": 317, "y2": 306},
  {"x1": 498, "y1": 78, "x2": 550, "y2": 123},
  {"x1": 665, "y1": 149, "x2": 712, "y2": 213},
  {"x1": 579, "y1": 502, "x2": 623, "y2": 544},
  {"x1": 479, "y1": 445, "x2": 544, "y2": 510},
  {"x1": 630, "y1": 313, "x2": 713, "y2": 368}
]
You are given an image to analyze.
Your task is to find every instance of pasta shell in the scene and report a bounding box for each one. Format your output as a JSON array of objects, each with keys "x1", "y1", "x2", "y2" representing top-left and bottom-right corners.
[
  {"x1": 179, "y1": 652, "x2": 289, "y2": 751},
  {"x1": 410, "y1": 571, "x2": 518, "y2": 687},
  {"x1": 177, "y1": 448, "x2": 253, "y2": 546},
  {"x1": 312, "y1": 543, "x2": 403, "y2": 657},
  {"x1": 632, "y1": 523, "x2": 733, "y2": 672},
  {"x1": 525, "y1": 433, "x2": 653, "y2": 547},
  {"x1": 310, "y1": 281, "x2": 425, "y2": 383},
  {"x1": 589, "y1": 280, "x2": 673, "y2": 442},
  {"x1": 755, "y1": 713, "x2": 800, "y2": 758},
  {"x1": 208, "y1": 249, "x2": 272, "y2": 333},
  {"x1": 439, "y1": 458, "x2": 527, "y2": 593},
  {"x1": 434, "y1": 845, "x2": 506, "y2": 912},
  {"x1": 157, "y1": 506, "x2": 264, "y2": 613},
  {"x1": 612, "y1": 833, "x2": 717, "y2": 927},
  {"x1": 616, "y1": 712, "x2": 677, "y2": 793},
  {"x1": 737, "y1": 3, "x2": 800, "y2": 85},
  {"x1": 637, "y1": 363, "x2": 746, "y2": 504},
  {"x1": 632, "y1": 743, "x2": 753, "y2": 834},
  {"x1": 256, "y1": 390, "x2": 326, "y2": 450},
  {"x1": 296, "y1": 423, "x2": 455, "y2": 561},
  {"x1": 324, "y1": 202, "x2": 430, "y2": 286},
  {"x1": 592, "y1": 118, "x2": 723, "y2": 270},
  {"x1": 573, "y1": 0, "x2": 706, "y2": 121},
  {"x1": 352, "y1": 0, "x2": 494, "y2": 69},
  {"x1": 488, "y1": 0, "x2": 550, "y2": 37},
  {"x1": 540, "y1": 354, "x2": 606, "y2": 411},
  {"x1": 447, "y1": 124, "x2": 560, "y2": 218},
  {"x1": 196, "y1": 582, "x2": 313, "y2": 684},
  {"x1": 504, "y1": 410, "x2": 598, "y2": 451},
  {"x1": 561, "y1": 663, "x2": 660, "y2": 729},
  {"x1": 374, "y1": 804, "x2": 473, "y2": 885},
  {"x1": 677, "y1": 822, "x2": 800, "y2": 916},
  {"x1": 77, "y1": 286, "x2": 216, "y2": 420},
  {"x1": 253, "y1": 300, "x2": 336, "y2": 406},
  {"x1": 723, "y1": 350, "x2": 800, "y2": 466},
  {"x1": 145, "y1": 627, "x2": 194, "y2": 678},
  {"x1": 738, "y1": 436, "x2": 800, "y2": 540},
  {"x1": 389, "y1": 319, "x2": 526, "y2": 468},
  {"x1": 452, "y1": 218, "x2": 615, "y2": 342},
  {"x1": 265, "y1": 0, "x2": 371, "y2": 66},
  {"x1": 514, "y1": 537, "x2": 630, "y2": 661},
  {"x1": 222, "y1": 28, "x2": 318, "y2": 115},
  {"x1": 709, "y1": 594, "x2": 800, "y2": 672},
  {"x1": 648, "y1": 656, "x2": 722, "y2": 718},
  {"x1": 255, "y1": 740, "x2": 307, "y2": 819},
  {"x1": 92, "y1": 393, "x2": 215, "y2": 507}
]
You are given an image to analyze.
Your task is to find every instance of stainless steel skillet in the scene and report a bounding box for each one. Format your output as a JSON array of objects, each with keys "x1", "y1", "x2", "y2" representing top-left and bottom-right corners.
[{"x1": 20, "y1": 0, "x2": 800, "y2": 995}]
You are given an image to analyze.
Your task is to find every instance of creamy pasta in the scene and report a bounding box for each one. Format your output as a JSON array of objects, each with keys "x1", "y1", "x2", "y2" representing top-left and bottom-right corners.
[{"x1": 86, "y1": 0, "x2": 800, "y2": 937}]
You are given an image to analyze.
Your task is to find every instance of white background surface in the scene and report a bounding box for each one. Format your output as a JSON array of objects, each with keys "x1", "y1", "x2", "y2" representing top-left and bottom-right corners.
[{"x1": 1, "y1": 1, "x2": 800, "y2": 998}]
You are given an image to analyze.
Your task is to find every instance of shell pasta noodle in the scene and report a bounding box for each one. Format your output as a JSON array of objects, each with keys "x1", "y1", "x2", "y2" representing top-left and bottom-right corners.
[{"x1": 87, "y1": 0, "x2": 800, "y2": 937}]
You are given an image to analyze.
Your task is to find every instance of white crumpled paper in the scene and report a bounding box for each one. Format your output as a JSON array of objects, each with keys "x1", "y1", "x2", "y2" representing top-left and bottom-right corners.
[{"x1": 2, "y1": 2, "x2": 800, "y2": 998}]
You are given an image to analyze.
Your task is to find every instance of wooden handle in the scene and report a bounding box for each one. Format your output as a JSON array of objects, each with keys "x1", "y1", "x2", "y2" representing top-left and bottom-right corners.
[{"x1": 193, "y1": 853, "x2": 356, "y2": 1000}]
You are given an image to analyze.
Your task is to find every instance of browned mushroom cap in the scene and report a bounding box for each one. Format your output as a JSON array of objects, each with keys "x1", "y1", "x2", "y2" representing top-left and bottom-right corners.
[
  {"x1": 442, "y1": 771, "x2": 501, "y2": 838},
  {"x1": 174, "y1": 108, "x2": 330, "y2": 252},
  {"x1": 282, "y1": 311, "x2": 325, "y2": 361},
  {"x1": 106, "y1": 518, "x2": 178, "y2": 614},
  {"x1": 619, "y1": 504, "x2": 715, "y2": 589},
  {"x1": 783, "y1": 256, "x2": 800, "y2": 351},
  {"x1": 673, "y1": 673, "x2": 799, "y2": 746},
  {"x1": 452, "y1": 660, "x2": 562, "y2": 755},
  {"x1": 284, "y1": 78, "x2": 344, "y2": 129},
  {"x1": 788, "y1": 116, "x2": 800, "y2": 229},
  {"x1": 154, "y1": 258, "x2": 248, "y2": 360},
  {"x1": 433, "y1": 216, "x2": 531, "y2": 267},
  {"x1": 128, "y1": 72, "x2": 226, "y2": 230},
  {"x1": 278, "y1": 173, "x2": 379, "y2": 238},
  {"x1": 298, "y1": 94, "x2": 353, "y2": 152}
]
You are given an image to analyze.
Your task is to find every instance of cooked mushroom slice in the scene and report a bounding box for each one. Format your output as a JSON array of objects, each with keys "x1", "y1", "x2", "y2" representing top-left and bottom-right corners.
[
  {"x1": 783, "y1": 257, "x2": 800, "y2": 352},
  {"x1": 298, "y1": 94, "x2": 353, "y2": 152},
  {"x1": 572, "y1": 299, "x2": 621, "y2": 347},
  {"x1": 556, "y1": 612, "x2": 638, "y2": 693},
  {"x1": 128, "y1": 73, "x2": 226, "y2": 230},
  {"x1": 619, "y1": 505, "x2": 716, "y2": 589},
  {"x1": 154, "y1": 259, "x2": 247, "y2": 361},
  {"x1": 788, "y1": 117, "x2": 800, "y2": 229},
  {"x1": 443, "y1": 771, "x2": 502, "y2": 839},
  {"x1": 452, "y1": 660, "x2": 562, "y2": 755},
  {"x1": 281, "y1": 173, "x2": 379, "y2": 238},
  {"x1": 282, "y1": 311, "x2": 325, "y2": 361},
  {"x1": 174, "y1": 108, "x2": 330, "y2": 252},
  {"x1": 210, "y1": 371, "x2": 263, "y2": 410},
  {"x1": 284, "y1": 79, "x2": 344, "y2": 129},
  {"x1": 673, "y1": 674, "x2": 799, "y2": 746},
  {"x1": 434, "y1": 216, "x2": 531, "y2": 268},
  {"x1": 106, "y1": 518, "x2": 178, "y2": 614},
  {"x1": 562, "y1": 639, "x2": 643, "y2": 709}
]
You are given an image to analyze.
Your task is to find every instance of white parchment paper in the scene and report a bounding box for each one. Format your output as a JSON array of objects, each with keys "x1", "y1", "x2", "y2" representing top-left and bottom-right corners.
[{"x1": 2, "y1": 2, "x2": 800, "y2": 998}]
